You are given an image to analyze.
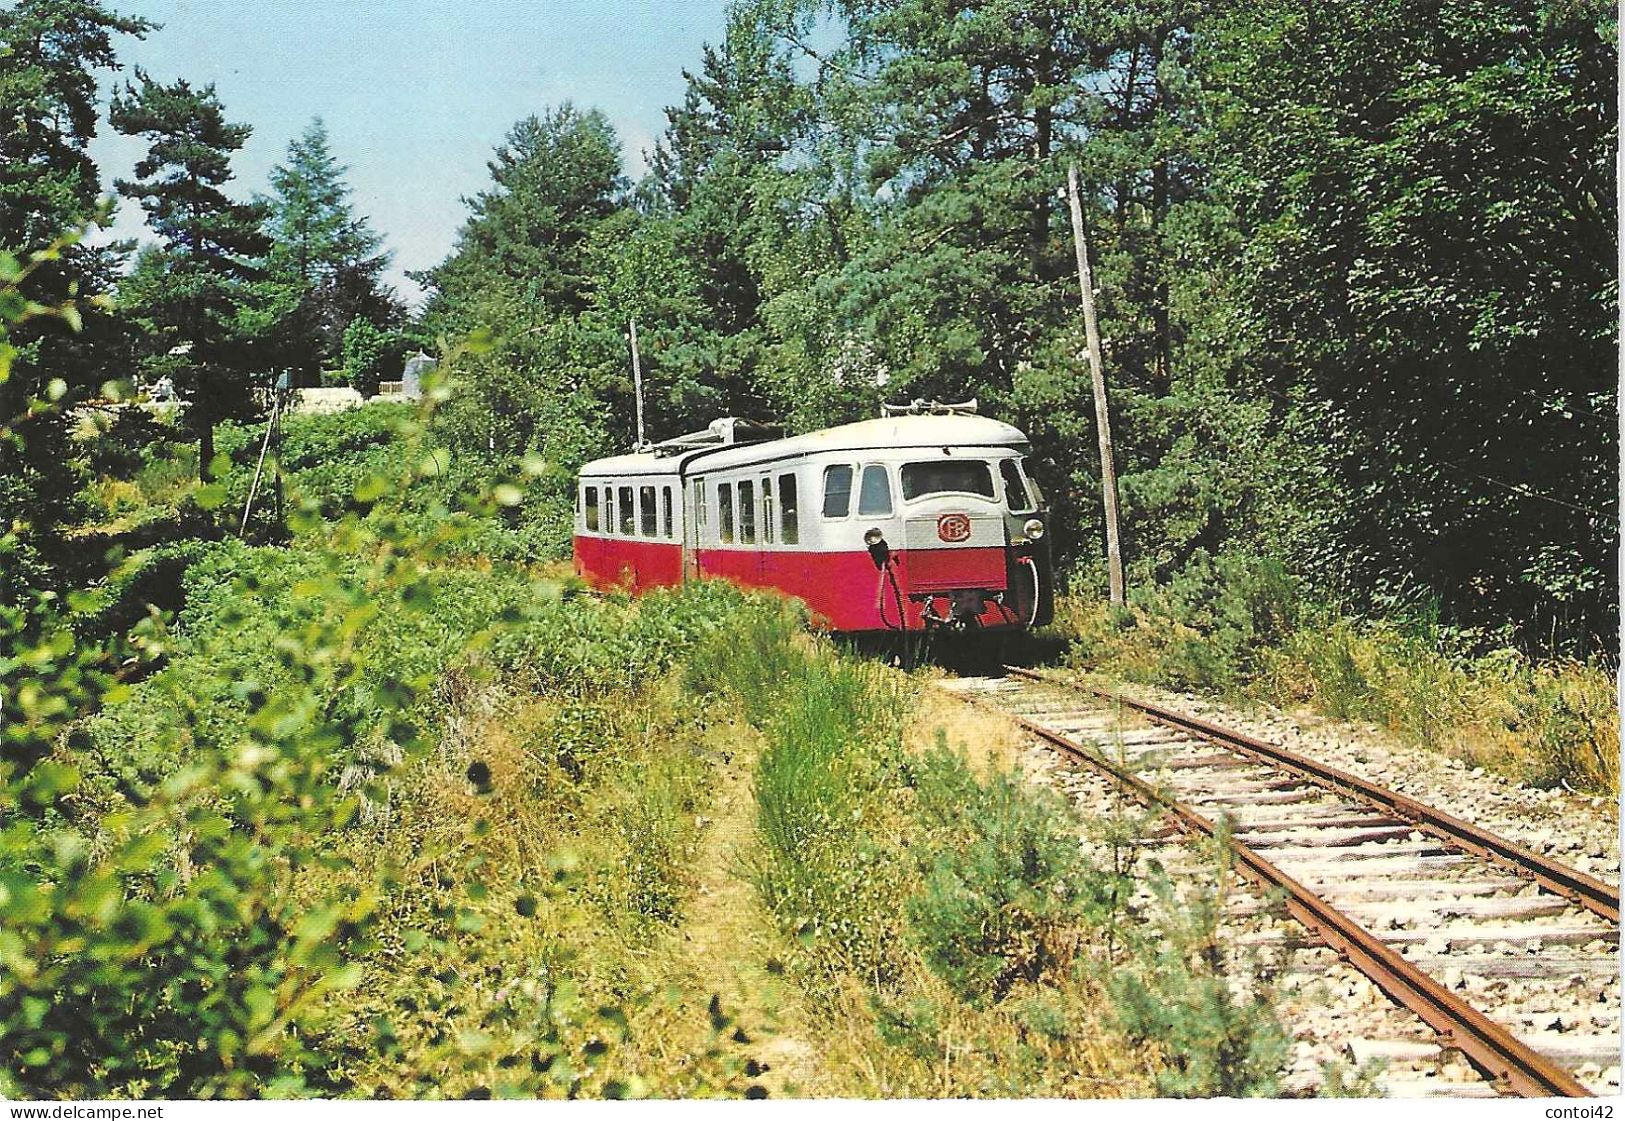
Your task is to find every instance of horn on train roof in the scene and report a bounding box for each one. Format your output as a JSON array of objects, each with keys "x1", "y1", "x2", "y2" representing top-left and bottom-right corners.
[{"x1": 881, "y1": 398, "x2": 980, "y2": 417}]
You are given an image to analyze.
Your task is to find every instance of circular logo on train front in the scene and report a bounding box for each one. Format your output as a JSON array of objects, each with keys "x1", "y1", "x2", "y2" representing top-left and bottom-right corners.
[{"x1": 936, "y1": 513, "x2": 972, "y2": 543}]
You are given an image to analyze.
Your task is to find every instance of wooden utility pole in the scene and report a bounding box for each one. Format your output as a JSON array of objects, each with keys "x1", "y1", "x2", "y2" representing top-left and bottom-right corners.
[
  {"x1": 628, "y1": 317, "x2": 646, "y2": 448},
  {"x1": 1065, "y1": 163, "x2": 1125, "y2": 606}
]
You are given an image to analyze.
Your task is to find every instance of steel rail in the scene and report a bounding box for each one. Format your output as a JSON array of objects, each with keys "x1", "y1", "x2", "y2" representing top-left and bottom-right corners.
[
  {"x1": 960, "y1": 692, "x2": 1594, "y2": 1098},
  {"x1": 1006, "y1": 666, "x2": 1620, "y2": 925}
]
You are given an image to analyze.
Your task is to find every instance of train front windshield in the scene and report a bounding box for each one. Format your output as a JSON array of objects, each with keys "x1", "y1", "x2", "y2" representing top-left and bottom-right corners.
[{"x1": 900, "y1": 461, "x2": 997, "y2": 501}]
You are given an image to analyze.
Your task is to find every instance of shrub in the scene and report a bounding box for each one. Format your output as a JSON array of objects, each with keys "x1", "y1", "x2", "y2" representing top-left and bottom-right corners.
[
  {"x1": 1055, "y1": 550, "x2": 1618, "y2": 795},
  {"x1": 1104, "y1": 844, "x2": 1289, "y2": 1098},
  {"x1": 906, "y1": 745, "x2": 1109, "y2": 1003}
]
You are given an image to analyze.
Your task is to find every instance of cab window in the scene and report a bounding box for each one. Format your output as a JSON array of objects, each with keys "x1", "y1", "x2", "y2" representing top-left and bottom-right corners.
[
  {"x1": 822, "y1": 465, "x2": 853, "y2": 518},
  {"x1": 718, "y1": 483, "x2": 735, "y2": 543},
  {"x1": 584, "y1": 485, "x2": 599, "y2": 532},
  {"x1": 857, "y1": 464, "x2": 893, "y2": 517},
  {"x1": 901, "y1": 460, "x2": 996, "y2": 501},
  {"x1": 1000, "y1": 459, "x2": 1035, "y2": 513}
]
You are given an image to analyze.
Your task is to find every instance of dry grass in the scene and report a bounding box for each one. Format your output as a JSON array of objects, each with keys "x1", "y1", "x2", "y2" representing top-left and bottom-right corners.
[
  {"x1": 1056, "y1": 595, "x2": 1619, "y2": 797},
  {"x1": 906, "y1": 686, "x2": 1033, "y2": 777},
  {"x1": 314, "y1": 681, "x2": 766, "y2": 1098}
]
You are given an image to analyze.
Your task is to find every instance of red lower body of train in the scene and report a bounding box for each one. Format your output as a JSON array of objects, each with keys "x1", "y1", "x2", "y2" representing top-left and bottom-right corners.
[{"x1": 573, "y1": 535, "x2": 1051, "y2": 633}]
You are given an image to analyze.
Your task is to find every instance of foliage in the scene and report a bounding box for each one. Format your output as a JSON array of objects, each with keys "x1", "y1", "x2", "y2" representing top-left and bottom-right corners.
[
  {"x1": 1105, "y1": 844, "x2": 1289, "y2": 1098},
  {"x1": 905, "y1": 744, "x2": 1104, "y2": 1004},
  {"x1": 261, "y1": 118, "x2": 402, "y2": 386},
  {"x1": 419, "y1": 104, "x2": 625, "y2": 322},
  {"x1": 1194, "y1": 0, "x2": 1618, "y2": 649},
  {"x1": 340, "y1": 316, "x2": 404, "y2": 396},
  {"x1": 0, "y1": 1, "x2": 147, "y2": 593},
  {"x1": 111, "y1": 72, "x2": 271, "y2": 480},
  {"x1": 1054, "y1": 563, "x2": 1620, "y2": 794}
]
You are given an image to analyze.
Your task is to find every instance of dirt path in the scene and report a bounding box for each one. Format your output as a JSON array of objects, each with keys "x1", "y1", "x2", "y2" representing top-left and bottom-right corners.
[{"x1": 672, "y1": 730, "x2": 825, "y2": 1097}]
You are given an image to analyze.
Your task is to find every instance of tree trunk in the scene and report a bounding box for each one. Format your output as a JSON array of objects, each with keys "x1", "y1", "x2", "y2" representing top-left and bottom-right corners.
[
  {"x1": 197, "y1": 412, "x2": 216, "y2": 482},
  {"x1": 1152, "y1": 153, "x2": 1171, "y2": 396}
]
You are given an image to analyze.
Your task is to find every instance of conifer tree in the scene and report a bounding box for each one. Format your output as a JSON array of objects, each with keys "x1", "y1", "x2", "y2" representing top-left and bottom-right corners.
[
  {"x1": 0, "y1": 0, "x2": 149, "y2": 593},
  {"x1": 0, "y1": 0, "x2": 151, "y2": 249},
  {"x1": 263, "y1": 118, "x2": 399, "y2": 385},
  {"x1": 421, "y1": 103, "x2": 624, "y2": 320},
  {"x1": 111, "y1": 71, "x2": 270, "y2": 479}
]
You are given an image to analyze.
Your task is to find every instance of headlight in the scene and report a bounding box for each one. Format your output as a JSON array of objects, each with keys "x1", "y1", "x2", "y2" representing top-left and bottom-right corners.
[
  {"x1": 864, "y1": 527, "x2": 885, "y2": 546},
  {"x1": 1023, "y1": 518, "x2": 1045, "y2": 541}
]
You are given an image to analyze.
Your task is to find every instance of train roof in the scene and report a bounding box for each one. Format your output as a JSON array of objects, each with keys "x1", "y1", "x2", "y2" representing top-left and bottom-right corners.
[{"x1": 578, "y1": 414, "x2": 1029, "y2": 479}]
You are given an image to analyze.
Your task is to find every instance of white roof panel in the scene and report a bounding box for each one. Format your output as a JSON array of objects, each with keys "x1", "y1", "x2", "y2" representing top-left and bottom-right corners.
[{"x1": 580, "y1": 415, "x2": 1028, "y2": 479}]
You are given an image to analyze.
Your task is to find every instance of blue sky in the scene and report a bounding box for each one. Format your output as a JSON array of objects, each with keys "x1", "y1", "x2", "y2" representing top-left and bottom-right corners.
[{"x1": 87, "y1": 0, "x2": 737, "y2": 305}]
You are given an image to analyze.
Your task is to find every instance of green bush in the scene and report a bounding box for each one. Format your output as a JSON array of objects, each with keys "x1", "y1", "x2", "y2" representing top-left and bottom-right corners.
[
  {"x1": 1105, "y1": 848, "x2": 1289, "y2": 1098},
  {"x1": 906, "y1": 745, "x2": 1113, "y2": 1004}
]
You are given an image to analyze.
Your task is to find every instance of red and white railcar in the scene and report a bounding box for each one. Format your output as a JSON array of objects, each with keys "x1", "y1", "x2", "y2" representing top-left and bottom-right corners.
[{"x1": 573, "y1": 408, "x2": 1054, "y2": 633}]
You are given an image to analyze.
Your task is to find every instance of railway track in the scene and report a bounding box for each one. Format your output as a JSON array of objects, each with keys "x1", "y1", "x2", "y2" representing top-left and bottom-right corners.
[{"x1": 944, "y1": 667, "x2": 1620, "y2": 1098}]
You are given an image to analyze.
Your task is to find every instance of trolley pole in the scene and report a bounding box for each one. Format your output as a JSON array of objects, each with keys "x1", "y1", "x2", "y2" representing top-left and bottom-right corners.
[
  {"x1": 1066, "y1": 162, "x2": 1125, "y2": 606},
  {"x1": 628, "y1": 317, "x2": 646, "y2": 449}
]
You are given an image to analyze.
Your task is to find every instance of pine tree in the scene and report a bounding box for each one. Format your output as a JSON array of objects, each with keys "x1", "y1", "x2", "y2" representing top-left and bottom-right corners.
[
  {"x1": 111, "y1": 71, "x2": 270, "y2": 480},
  {"x1": 420, "y1": 103, "x2": 624, "y2": 321},
  {"x1": 0, "y1": 0, "x2": 149, "y2": 595},
  {"x1": 263, "y1": 118, "x2": 399, "y2": 385},
  {"x1": 0, "y1": 0, "x2": 150, "y2": 390},
  {"x1": 0, "y1": 0, "x2": 151, "y2": 249}
]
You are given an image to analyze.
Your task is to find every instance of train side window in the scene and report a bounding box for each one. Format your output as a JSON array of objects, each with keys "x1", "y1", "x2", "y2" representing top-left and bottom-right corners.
[
  {"x1": 639, "y1": 485, "x2": 657, "y2": 536},
  {"x1": 1000, "y1": 459, "x2": 1035, "y2": 514},
  {"x1": 857, "y1": 464, "x2": 893, "y2": 517},
  {"x1": 822, "y1": 464, "x2": 853, "y2": 518},
  {"x1": 779, "y1": 473, "x2": 799, "y2": 544},
  {"x1": 761, "y1": 477, "x2": 775, "y2": 545},
  {"x1": 696, "y1": 482, "x2": 708, "y2": 536},
  {"x1": 739, "y1": 480, "x2": 756, "y2": 543},
  {"x1": 662, "y1": 486, "x2": 674, "y2": 539},
  {"x1": 719, "y1": 483, "x2": 735, "y2": 543},
  {"x1": 618, "y1": 485, "x2": 635, "y2": 535},
  {"x1": 584, "y1": 486, "x2": 599, "y2": 532}
]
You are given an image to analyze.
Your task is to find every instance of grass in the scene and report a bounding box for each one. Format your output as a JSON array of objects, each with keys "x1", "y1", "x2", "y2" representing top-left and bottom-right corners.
[
  {"x1": 33, "y1": 401, "x2": 1323, "y2": 1099},
  {"x1": 693, "y1": 606, "x2": 1291, "y2": 1097},
  {"x1": 1054, "y1": 584, "x2": 1619, "y2": 797},
  {"x1": 315, "y1": 677, "x2": 763, "y2": 1099}
]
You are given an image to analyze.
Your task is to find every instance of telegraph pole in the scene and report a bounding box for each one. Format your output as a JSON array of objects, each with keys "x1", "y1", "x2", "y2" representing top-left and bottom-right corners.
[
  {"x1": 1066, "y1": 163, "x2": 1125, "y2": 606},
  {"x1": 628, "y1": 317, "x2": 646, "y2": 449}
]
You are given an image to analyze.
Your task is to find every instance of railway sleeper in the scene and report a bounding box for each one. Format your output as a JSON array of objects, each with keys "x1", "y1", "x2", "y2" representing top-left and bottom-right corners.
[
  {"x1": 1382, "y1": 923, "x2": 1617, "y2": 950},
  {"x1": 1197, "y1": 788, "x2": 1346, "y2": 806},
  {"x1": 1234, "y1": 813, "x2": 1413, "y2": 833},
  {"x1": 1237, "y1": 824, "x2": 1420, "y2": 849},
  {"x1": 1254, "y1": 839, "x2": 1452, "y2": 863},
  {"x1": 1171, "y1": 776, "x2": 1310, "y2": 796},
  {"x1": 1400, "y1": 955, "x2": 1621, "y2": 980},
  {"x1": 1288, "y1": 854, "x2": 1473, "y2": 879},
  {"x1": 1292, "y1": 876, "x2": 1530, "y2": 901},
  {"x1": 1151, "y1": 753, "x2": 1259, "y2": 772},
  {"x1": 1215, "y1": 801, "x2": 1382, "y2": 825},
  {"x1": 1336, "y1": 896, "x2": 1577, "y2": 924},
  {"x1": 1506, "y1": 1033, "x2": 1622, "y2": 1068}
]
